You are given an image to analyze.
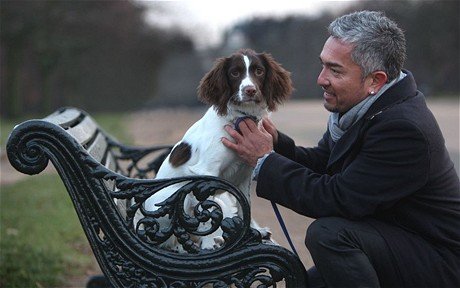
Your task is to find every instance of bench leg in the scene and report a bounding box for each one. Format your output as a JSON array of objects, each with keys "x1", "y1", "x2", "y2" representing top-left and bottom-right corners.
[{"x1": 86, "y1": 275, "x2": 109, "y2": 288}]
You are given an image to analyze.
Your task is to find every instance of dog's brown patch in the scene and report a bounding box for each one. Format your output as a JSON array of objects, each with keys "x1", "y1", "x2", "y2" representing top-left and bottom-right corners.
[{"x1": 169, "y1": 142, "x2": 192, "y2": 167}]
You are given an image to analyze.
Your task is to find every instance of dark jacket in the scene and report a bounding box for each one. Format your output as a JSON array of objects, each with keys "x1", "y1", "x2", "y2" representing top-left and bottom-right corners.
[{"x1": 256, "y1": 70, "x2": 460, "y2": 286}]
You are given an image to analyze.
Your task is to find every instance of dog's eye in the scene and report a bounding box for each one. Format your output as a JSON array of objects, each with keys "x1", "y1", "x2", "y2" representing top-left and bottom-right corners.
[
  {"x1": 230, "y1": 71, "x2": 240, "y2": 78},
  {"x1": 255, "y1": 68, "x2": 265, "y2": 76}
]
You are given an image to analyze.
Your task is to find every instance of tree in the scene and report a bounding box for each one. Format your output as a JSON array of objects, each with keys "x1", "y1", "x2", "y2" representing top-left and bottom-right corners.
[{"x1": 0, "y1": 0, "x2": 196, "y2": 118}]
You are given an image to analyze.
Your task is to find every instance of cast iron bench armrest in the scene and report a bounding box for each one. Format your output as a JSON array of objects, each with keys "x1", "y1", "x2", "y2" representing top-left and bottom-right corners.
[{"x1": 6, "y1": 107, "x2": 307, "y2": 287}]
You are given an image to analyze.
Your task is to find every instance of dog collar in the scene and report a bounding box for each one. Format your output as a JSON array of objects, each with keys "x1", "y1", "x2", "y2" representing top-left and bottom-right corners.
[{"x1": 234, "y1": 116, "x2": 258, "y2": 134}]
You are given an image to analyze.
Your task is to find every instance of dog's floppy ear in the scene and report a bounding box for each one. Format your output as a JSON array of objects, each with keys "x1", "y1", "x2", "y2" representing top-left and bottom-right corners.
[
  {"x1": 197, "y1": 57, "x2": 230, "y2": 115},
  {"x1": 260, "y1": 53, "x2": 294, "y2": 111}
]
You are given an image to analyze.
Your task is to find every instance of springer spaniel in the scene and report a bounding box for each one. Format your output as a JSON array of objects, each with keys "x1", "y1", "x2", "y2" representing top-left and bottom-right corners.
[{"x1": 141, "y1": 48, "x2": 293, "y2": 252}]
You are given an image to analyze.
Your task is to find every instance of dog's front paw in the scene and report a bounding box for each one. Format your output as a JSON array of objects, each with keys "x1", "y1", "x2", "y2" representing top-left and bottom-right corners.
[
  {"x1": 258, "y1": 227, "x2": 272, "y2": 240},
  {"x1": 200, "y1": 236, "x2": 225, "y2": 250},
  {"x1": 200, "y1": 237, "x2": 214, "y2": 250},
  {"x1": 250, "y1": 220, "x2": 273, "y2": 240},
  {"x1": 213, "y1": 236, "x2": 225, "y2": 248},
  {"x1": 171, "y1": 244, "x2": 186, "y2": 253}
]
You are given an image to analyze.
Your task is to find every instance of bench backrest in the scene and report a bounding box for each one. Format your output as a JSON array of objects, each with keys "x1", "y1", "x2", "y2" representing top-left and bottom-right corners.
[
  {"x1": 41, "y1": 107, "x2": 174, "y2": 218},
  {"x1": 43, "y1": 107, "x2": 118, "y2": 172}
]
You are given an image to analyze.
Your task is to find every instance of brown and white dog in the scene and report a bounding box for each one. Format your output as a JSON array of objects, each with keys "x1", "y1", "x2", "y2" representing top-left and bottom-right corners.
[{"x1": 142, "y1": 49, "x2": 293, "y2": 251}]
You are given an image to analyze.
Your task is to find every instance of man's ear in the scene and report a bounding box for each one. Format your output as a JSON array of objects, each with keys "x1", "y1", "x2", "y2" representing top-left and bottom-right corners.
[{"x1": 369, "y1": 71, "x2": 388, "y2": 94}]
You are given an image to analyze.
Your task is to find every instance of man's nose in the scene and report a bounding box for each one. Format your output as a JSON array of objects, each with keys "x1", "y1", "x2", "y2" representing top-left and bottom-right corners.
[{"x1": 317, "y1": 67, "x2": 329, "y2": 87}]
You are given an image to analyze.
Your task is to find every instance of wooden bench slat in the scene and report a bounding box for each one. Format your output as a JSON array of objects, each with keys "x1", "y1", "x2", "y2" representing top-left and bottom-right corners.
[
  {"x1": 66, "y1": 116, "x2": 98, "y2": 146},
  {"x1": 104, "y1": 151, "x2": 117, "y2": 173},
  {"x1": 103, "y1": 152, "x2": 117, "y2": 191},
  {"x1": 103, "y1": 152, "x2": 127, "y2": 218},
  {"x1": 44, "y1": 108, "x2": 82, "y2": 127},
  {"x1": 87, "y1": 132, "x2": 108, "y2": 163}
]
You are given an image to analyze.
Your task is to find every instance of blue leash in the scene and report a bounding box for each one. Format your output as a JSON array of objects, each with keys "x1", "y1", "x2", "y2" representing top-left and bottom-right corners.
[
  {"x1": 233, "y1": 117, "x2": 299, "y2": 256},
  {"x1": 270, "y1": 201, "x2": 299, "y2": 256}
]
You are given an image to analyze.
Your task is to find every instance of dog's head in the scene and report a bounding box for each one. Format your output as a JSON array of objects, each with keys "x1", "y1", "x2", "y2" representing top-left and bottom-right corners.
[{"x1": 197, "y1": 49, "x2": 293, "y2": 116}]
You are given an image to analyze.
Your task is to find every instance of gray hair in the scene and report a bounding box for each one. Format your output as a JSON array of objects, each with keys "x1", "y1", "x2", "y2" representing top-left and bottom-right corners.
[{"x1": 328, "y1": 10, "x2": 406, "y2": 81}]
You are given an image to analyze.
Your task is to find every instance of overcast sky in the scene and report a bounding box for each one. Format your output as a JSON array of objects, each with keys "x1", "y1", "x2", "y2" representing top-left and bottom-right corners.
[{"x1": 141, "y1": 0, "x2": 354, "y2": 49}]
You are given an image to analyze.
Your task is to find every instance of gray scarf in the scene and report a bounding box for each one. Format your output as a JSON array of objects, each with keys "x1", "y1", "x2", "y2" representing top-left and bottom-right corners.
[{"x1": 328, "y1": 71, "x2": 406, "y2": 142}]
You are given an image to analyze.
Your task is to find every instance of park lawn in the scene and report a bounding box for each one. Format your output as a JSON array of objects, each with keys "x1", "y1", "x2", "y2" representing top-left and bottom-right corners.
[
  {"x1": 1, "y1": 174, "x2": 90, "y2": 287},
  {"x1": 0, "y1": 112, "x2": 128, "y2": 287}
]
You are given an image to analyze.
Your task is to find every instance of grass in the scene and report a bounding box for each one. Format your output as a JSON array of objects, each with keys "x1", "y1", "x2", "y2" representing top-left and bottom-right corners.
[
  {"x1": 1, "y1": 111, "x2": 128, "y2": 287},
  {"x1": 91, "y1": 112, "x2": 132, "y2": 144},
  {"x1": 1, "y1": 116, "x2": 30, "y2": 148},
  {"x1": 0, "y1": 174, "x2": 89, "y2": 287}
]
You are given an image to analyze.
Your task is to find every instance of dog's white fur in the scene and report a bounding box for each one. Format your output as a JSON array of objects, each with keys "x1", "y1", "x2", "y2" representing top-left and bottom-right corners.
[{"x1": 139, "y1": 49, "x2": 292, "y2": 252}]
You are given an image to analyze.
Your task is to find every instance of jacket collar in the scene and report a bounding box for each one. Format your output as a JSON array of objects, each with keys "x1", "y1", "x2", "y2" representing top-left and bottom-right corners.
[
  {"x1": 326, "y1": 70, "x2": 418, "y2": 170},
  {"x1": 364, "y1": 69, "x2": 418, "y2": 120}
]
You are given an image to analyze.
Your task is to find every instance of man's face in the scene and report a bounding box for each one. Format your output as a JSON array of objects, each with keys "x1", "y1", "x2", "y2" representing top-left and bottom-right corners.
[{"x1": 317, "y1": 37, "x2": 373, "y2": 114}]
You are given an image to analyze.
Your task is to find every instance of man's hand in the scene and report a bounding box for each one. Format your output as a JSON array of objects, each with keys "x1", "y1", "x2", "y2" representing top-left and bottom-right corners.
[
  {"x1": 261, "y1": 117, "x2": 279, "y2": 146},
  {"x1": 222, "y1": 118, "x2": 274, "y2": 167}
]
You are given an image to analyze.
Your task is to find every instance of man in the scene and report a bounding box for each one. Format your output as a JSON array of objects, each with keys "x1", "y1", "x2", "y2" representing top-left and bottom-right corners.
[{"x1": 222, "y1": 10, "x2": 460, "y2": 287}]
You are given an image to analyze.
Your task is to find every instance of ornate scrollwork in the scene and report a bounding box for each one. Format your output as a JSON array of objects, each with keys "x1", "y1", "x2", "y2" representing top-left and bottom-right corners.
[
  {"x1": 84, "y1": 151, "x2": 253, "y2": 254},
  {"x1": 93, "y1": 214, "x2": 285, "y2": 287},
  {"x1": 107, "y1": 138, "x2": 172, "y2": 179},
  {"x1": 83, "y1": 152, "x2": 298, "y2": 286},
  {"x1": 7, "y1": 125, "x2": 55, "y2": 175},
  {"x1": 91, "y1": 220, "x2": 169, "y2": 287}
]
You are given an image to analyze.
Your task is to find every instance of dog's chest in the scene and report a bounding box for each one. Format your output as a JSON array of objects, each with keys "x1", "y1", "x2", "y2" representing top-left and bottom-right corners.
[
  {"x1": 221, "y1": 159, "x2": 252, "y2": 182},
  {"x1": 184, "y1": 109, "x2": 253, "y2": 182}
]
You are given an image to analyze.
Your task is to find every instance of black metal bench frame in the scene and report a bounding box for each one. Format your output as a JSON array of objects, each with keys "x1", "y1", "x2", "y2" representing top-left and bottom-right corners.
[{"x1": 6, "y1": 107, "x2": 307, "y2": 287}]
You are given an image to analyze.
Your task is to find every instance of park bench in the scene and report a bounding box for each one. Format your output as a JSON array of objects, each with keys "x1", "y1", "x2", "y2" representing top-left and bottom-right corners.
[{"x1": 6, "y1": 107, "x2": 307, "y2": 287}]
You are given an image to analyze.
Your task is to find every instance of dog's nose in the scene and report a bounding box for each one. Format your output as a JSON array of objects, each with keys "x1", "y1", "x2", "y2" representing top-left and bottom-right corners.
[{"x1": 244, "y1": 86, "x2": 257, "y2": 97}]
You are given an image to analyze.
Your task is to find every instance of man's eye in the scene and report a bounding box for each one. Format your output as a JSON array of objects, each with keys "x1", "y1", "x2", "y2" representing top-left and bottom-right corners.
[{"x1": 231, "y1": 71, "x2": 240, "y2": 77}]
